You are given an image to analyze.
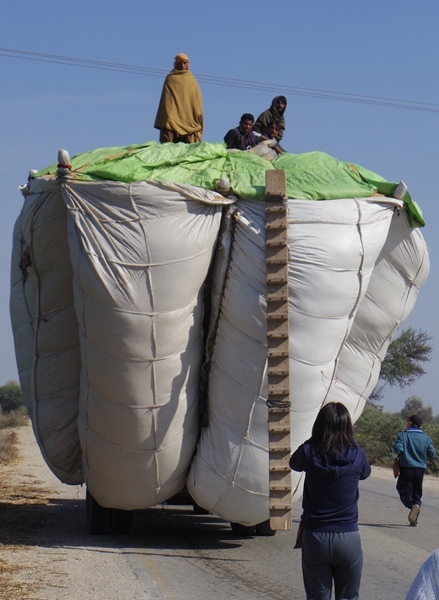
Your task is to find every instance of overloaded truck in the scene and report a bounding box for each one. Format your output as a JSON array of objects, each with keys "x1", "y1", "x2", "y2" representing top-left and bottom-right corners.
[{"x1": 10, "y1": 141, "x2": 429, "y2": 534}]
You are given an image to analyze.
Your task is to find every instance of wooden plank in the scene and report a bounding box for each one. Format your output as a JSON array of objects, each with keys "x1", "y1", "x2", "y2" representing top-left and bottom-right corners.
[
  {"x1": 265, "y1": 169, "x2": 287, "y2": 197},
  {"x1": 267, "y1": 243, "x2": 288, "y2": 259},
  {"x1": 265, "y1": 170, "x2": 292, "y2": 531}
]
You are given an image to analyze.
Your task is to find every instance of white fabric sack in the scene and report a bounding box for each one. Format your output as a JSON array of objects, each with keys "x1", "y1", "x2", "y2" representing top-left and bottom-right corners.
[
  {"x1": 66, "y1": 180, "x2": 226, "y2": 509},
  {"x1": 11, "y1": 178, "x2": 227, "y2": 509},
  {"x1": 10, "y1": 180, "x2": 82, "y2": 483},
  {"x1": 325, "y1": 208, "x2": 430, "y2": 419},
  {"x1": 188, "y1": 197, "x2": 428, "y2": 526}
]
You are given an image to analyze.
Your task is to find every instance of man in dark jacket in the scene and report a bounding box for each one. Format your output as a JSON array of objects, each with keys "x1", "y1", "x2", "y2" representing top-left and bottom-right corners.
[
  {"x1": 253, "y1": 96, "x2": 287, "y2": 142},
  {"x1": 224, "y1": 113, "x2": 261, "y2": 150},
  {"x1": 394, "y1": 414, "x2": 436, "y2": 526}
]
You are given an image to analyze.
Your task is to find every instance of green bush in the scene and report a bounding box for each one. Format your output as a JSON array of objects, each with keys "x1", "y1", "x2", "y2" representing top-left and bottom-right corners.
[
  {"x1": 354, "y1": 404, "x2": 405, "y2": 467},
  {"x1": 355, "y1": 403, "x2": 439, "y2": 475},
  {"x1": 422, "y1": 421, "x2": 439, "y2": 475},
  {"x1": 0, "y1": 406, "x2": 28, "y2": 430},
  {"x1": 0, "y1": 381, "x2": 24, "y2": 414}
]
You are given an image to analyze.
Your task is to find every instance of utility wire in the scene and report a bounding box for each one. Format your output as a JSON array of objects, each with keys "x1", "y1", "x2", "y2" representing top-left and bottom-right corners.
[{"x1": 1, "y1": 47, "x2": 439, "y2": 113}]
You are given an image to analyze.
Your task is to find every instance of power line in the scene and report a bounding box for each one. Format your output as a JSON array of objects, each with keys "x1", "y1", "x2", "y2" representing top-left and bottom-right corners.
[{"x1": 1, "y1": 47, "x2": 439, "y2": 113}]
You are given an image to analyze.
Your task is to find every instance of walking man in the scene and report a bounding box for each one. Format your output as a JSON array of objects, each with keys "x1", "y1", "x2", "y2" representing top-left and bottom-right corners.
[
  {"x1": 154, "y1": 53, "x2": 203, "y2": 144},
  {"x1": 394, "y1": 414, "x2": 436, "y2": 526}
]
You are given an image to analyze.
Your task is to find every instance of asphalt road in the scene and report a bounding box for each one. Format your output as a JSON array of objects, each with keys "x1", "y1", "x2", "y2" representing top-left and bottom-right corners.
[
  {"x1": 359, "y1": 470, "x2": 439, "y2": 599},
  {"x1": 121, "y1": 472, "x2": 439, "y2": 600},
  {"x1": 9, "y1": 425, "x2": 439, "y2": 599}
]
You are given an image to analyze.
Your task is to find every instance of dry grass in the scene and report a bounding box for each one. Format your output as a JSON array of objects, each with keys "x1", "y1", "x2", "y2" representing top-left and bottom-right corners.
[
  {"x1": 0, "y1": 407, "x2": 30, "y2": 467},
  {"x1": 0, "y1": 416, "x2": 61, "y2": 599},
  {"x1": 0, "y1": 429, "x2": 20, "y2": 465},
  {"x1": 0, "y1": 407, "x2": 29, "y2": 430},
  {"x1": 0, "y1": 556, "x2": 46, "y2": 600},
  {"x1": 0, "y1": 482, "x2": 52, "y2": 545}
]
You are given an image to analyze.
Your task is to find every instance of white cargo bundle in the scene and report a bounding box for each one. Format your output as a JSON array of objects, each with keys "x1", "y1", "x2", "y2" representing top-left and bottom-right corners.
[
  {"x1": 11, "y1": 177, "x2": 227, "y2": 509},
  {"x1": 10, "y1": 144, "x2": 429, "y2": 526},
  {"x1": 11, "y1": 179, "x2": 82, "y2": 484},
  {"x1": 187, "y1": 198, "x2": 429, "y2": 526}
]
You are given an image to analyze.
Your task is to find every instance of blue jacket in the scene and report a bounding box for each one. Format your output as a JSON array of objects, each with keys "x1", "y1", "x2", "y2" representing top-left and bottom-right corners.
[
  {"x1": 394, "y1": 426, "x2": 436, "y2": 469},
  {"x1": 290, "y1": 441, "x2": 371, "y2": 532}
]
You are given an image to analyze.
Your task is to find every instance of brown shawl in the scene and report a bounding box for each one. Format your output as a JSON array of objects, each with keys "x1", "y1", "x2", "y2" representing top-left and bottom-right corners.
[{"x1": 154, "y1": 70, "x2": 203, "y2": 136}]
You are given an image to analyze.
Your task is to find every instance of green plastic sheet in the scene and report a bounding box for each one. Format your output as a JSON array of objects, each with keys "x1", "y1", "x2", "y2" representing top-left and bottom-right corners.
[{"x1": 35, "y1": 141, "x2": 424, "y2": 227}]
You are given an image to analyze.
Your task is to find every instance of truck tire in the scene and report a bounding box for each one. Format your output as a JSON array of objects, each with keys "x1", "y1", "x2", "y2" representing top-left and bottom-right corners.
[
  {"x1": 111, "y1": 509, "x2": 135, "y2": 535},
  {"x1": 255, "y1": 520, "x2": 276, "y2": 537},
  {"x1": 230, "y1": 522, "x2": 256, "y2": 536},
  {"x1": 192, "y1": 502, "x2": 209, "y2": 515},
  {"x1": 86, "y1": 490, "x2": 112, "y2": 535}
]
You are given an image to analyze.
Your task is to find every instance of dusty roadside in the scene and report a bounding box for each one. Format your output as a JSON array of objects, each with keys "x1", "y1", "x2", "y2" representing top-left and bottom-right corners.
[
  {"x1": 0, "y1": 421, "x2": 154, "y2": 600},
  {"x1": 2, "y1": 421, "x2": 439, "y2": 600},
  {"x1": 370, "y1": 463, "x2": 439, "y2": 493}
]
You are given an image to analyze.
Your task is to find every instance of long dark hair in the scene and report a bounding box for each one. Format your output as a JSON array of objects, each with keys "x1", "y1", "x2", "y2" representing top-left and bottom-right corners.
[{"x1": 310, "y1": 402, "x2": 355, "y2": 458}]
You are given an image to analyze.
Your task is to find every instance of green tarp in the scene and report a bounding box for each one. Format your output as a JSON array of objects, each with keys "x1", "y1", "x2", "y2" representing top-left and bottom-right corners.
[{"x1": 35, "y1": 141, "x2": 424, "y2": 227}]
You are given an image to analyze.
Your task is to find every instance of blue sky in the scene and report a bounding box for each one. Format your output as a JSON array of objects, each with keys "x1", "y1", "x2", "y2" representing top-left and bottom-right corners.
[{"x1": 1, "y1": 1, "x2": 438, "y2": 414}]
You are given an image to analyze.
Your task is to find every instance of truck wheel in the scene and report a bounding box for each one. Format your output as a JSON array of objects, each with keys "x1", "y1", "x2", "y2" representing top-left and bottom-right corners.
[
  {"x1": 192, "y1": 502, "x2": 209, "y2": 515},
  {"x1": 255, "y1": 520, "x2": 276, "y2": 537},
  {"x1": 230, "y1": 522, "x2": 256, "y2": 536},
  {"x1": 111, "y1": 509, "x2": 135, "y2": 535},
  {"x1": 86, "y1": 490, "x2": 112, "y2": 535}
]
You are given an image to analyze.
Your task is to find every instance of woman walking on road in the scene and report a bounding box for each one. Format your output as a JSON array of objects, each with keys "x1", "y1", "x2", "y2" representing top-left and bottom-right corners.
[{"x1": 290, "y1": 402, "x2": 371, "y2": 600}]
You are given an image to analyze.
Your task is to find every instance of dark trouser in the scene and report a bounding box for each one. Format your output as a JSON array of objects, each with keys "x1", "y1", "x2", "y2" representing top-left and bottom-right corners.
[
  {"x1": 396, "y1": 467, "x2": 425, "y2": 508},
  {"x1": 159, "y1": 129, "x2": 202, "y2": 144},
  {"x1": 302, "y1": 530, "x2": 363, "y2": 600}
]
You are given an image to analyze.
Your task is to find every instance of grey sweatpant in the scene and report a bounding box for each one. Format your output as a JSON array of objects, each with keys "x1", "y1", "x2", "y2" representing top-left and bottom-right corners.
[{"x1": 302, "y1": 530, "x2": 363, "y2": 600}]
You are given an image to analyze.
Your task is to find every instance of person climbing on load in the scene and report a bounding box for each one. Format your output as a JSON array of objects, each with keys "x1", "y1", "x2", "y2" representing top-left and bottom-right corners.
[
  {"x1": 253, "y1": 95, "x2": 287, "y2": 142},
  {"x1": 224, "y1": 113, "x2": 263, "y2": 150},
  {"x1": 154, "y1": 53, "x2": 204, "y2": 144}
]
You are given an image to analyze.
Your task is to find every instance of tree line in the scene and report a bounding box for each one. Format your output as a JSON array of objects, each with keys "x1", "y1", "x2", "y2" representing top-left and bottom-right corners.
[{"x1": 355, "y1": 326, "x2": 438, "y2": 473}]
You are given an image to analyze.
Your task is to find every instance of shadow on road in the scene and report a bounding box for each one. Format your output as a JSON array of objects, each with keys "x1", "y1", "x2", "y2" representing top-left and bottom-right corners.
[
  {"x1": 359, "y1": 522, "x2": 409, "y2": 529},
  {"x1": 0, "y1": 497, "x2": 250, "y2": 551}
]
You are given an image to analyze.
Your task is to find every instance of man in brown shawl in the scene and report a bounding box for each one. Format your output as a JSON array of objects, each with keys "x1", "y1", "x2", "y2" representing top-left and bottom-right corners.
[{"x1": 154, "y1": 53, "x2": 204, "y2": 144}]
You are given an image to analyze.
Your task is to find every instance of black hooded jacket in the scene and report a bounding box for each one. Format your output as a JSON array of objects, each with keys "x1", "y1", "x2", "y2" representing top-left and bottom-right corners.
[
  {"x1": 253, "y1": 96, "x2": 287, "y2": 141},
  {"x1": 290, "y1": 441, "x2": 371, "y2": 532}
]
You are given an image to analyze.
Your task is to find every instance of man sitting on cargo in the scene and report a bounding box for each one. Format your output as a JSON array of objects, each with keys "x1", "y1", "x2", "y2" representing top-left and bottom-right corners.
[
  {"x1": 259, "y1": 121, "x2": 285, "y2": 155},
  {"x1": 253, "y1": 95, "x2": 287, "y2": 142},
  {"x1": 224, "y1": 113, "x2": 263, "y2": 151},
  {"x1": 154, "y1": 53, "x2": 204, "y2": 144}
]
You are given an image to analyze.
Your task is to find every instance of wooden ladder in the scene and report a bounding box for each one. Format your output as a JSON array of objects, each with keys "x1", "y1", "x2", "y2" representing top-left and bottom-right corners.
[{"x1": 265, "y1": 170, "x2": 292, "y2": 531}]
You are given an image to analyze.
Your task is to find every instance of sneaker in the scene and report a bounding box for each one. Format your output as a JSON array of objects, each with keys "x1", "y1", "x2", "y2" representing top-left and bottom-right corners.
[{"x1": 408, "y1": 504, "x2": 421, "y2": 525}]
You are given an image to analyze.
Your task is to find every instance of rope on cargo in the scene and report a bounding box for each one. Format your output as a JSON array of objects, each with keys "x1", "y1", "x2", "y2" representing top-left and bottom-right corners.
[{"x1": 199, "y1": 206, "x2": 239, "y2": 428}]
